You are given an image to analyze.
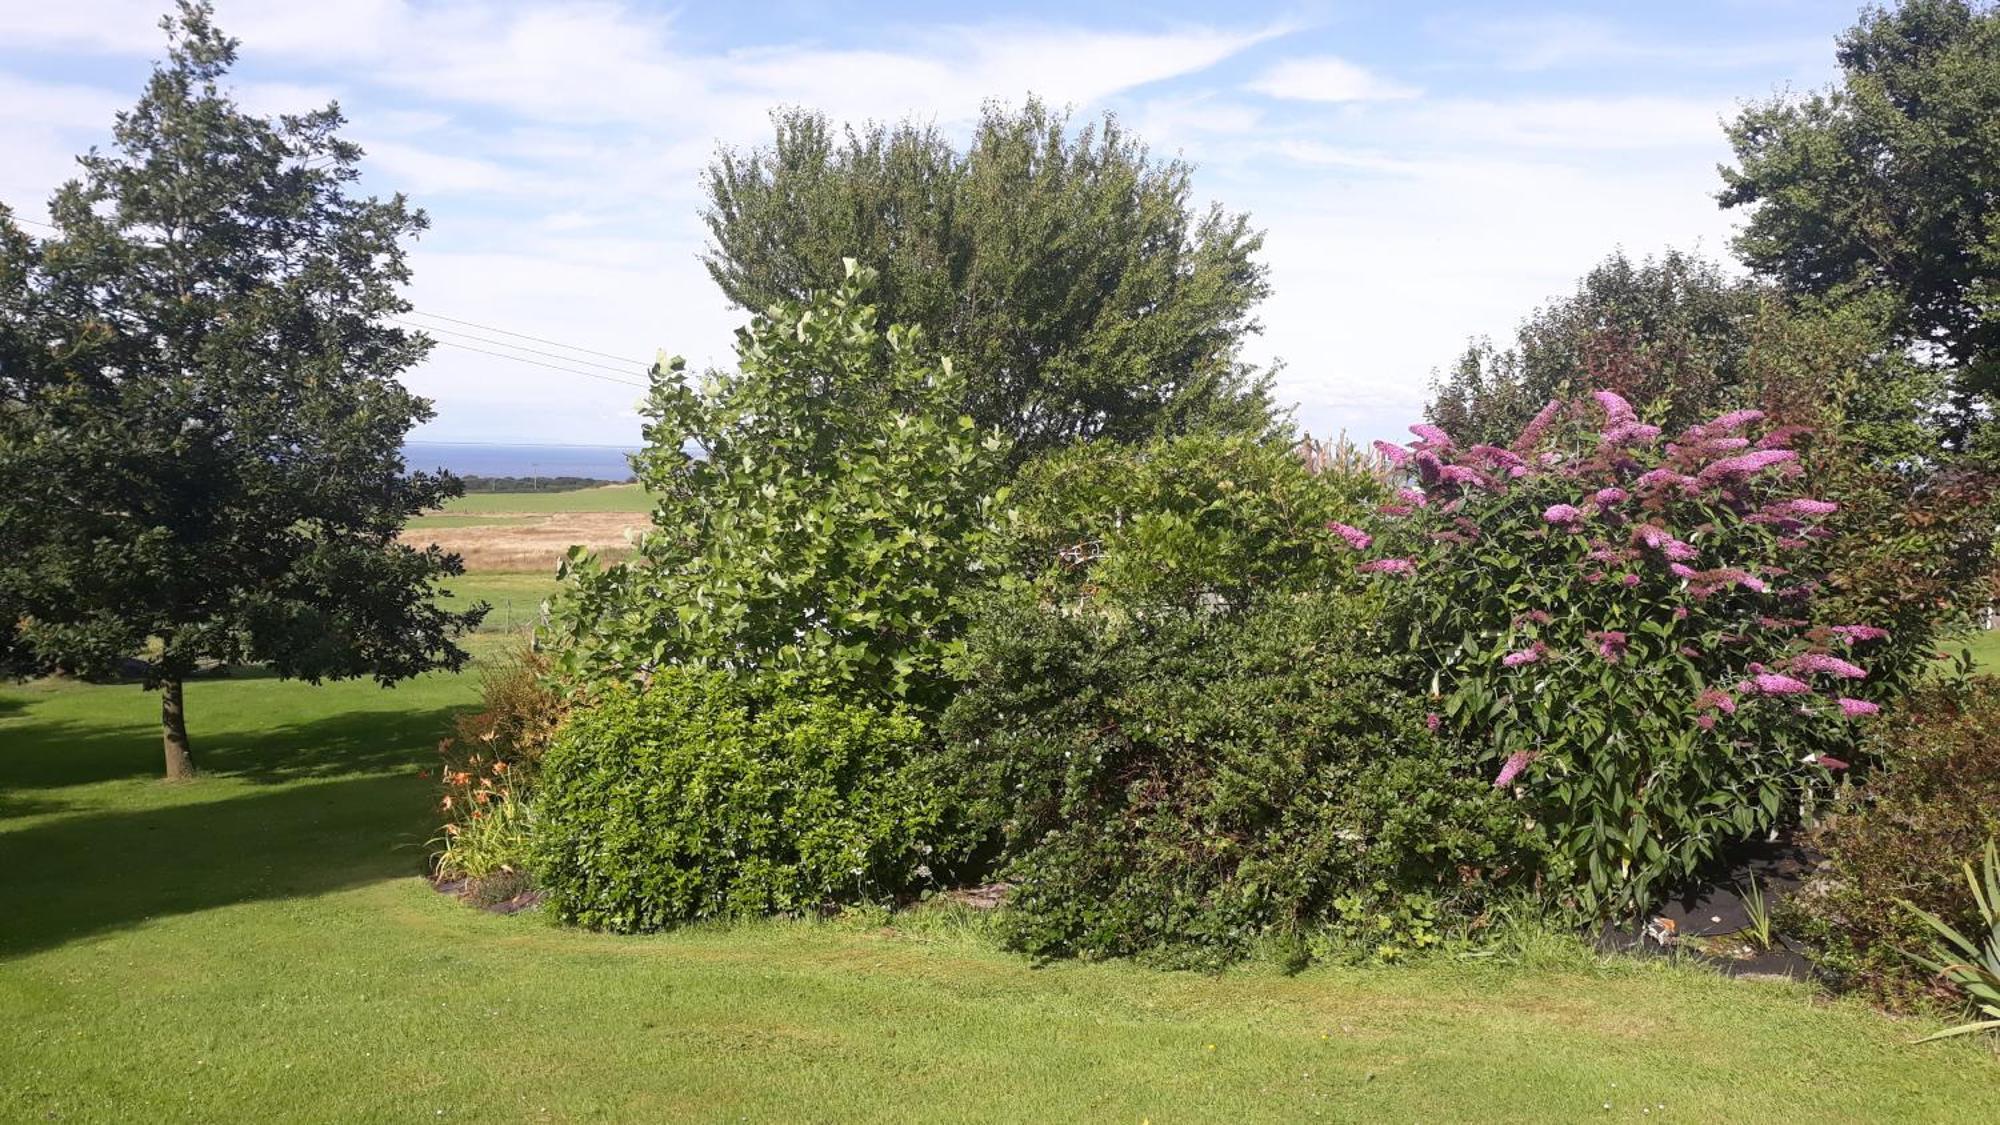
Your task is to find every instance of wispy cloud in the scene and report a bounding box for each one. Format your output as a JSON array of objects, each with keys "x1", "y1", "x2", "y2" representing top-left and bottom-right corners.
[{"x1": 1246, "y1": 56, "x2": 1419, "y2": 103}]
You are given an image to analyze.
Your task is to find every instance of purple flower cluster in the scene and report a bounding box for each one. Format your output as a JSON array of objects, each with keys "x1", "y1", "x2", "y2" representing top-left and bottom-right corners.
[
  {"x1": 1327, "y1": 521, "x2": 1373, "y2": 551},
  {"x1": 1836, "y1": 698, "x2": 1880, "y2": 717},
  {"x1": 1357, "y1": 557, "x2": 1415, "y2": 576},
  {"x1": 1542, "y1": 503, "x2": 1581, "y2": 526},
  {"x1": 1493, "y1": 749, "x2": 1540, "y2": 788},
  {"x1": 1790, "y1": 652, "x2": 1868, "y2": 679},
  {"x1": 1501, "y1": 642, "x2": 1548, "y2": 668},
  {"x1": 1745, "y1": 673, "x2": 1812, "y2": 695},
  {"x1": 1592, "y1": 630, "x2": 1628, "y2": 663},
  {"x1": 1829, "y1": 624, "x2": 1889, "y2": 644}
]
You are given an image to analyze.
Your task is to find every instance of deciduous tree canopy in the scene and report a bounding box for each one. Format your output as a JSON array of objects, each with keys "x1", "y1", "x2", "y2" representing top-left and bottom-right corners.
[{"x1": 700, "y1": 100, "x2": 1277, "y2": 459}]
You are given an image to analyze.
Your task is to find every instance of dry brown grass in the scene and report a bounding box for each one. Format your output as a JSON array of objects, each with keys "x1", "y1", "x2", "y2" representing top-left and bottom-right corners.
[{"x1": 403, "y1": 511, "x2": 642, "y2": 573}]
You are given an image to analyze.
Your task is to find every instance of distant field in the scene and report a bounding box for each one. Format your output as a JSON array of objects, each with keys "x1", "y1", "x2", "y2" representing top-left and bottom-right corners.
[
  {"x1": 436, "y1": 572, "x2": 564, "y2": 633},
  {"x1": 404, "y1": 484, "x2": 650, "y2": 574},
  {"x1": 444, "y1": 483, "x2": 652, "y2": 515}
]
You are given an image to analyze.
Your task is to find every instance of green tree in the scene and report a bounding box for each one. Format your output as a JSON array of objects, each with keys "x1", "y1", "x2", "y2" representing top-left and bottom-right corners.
[
  {"x1": 1425, "y1": 248, "x2": 1944, "y2": 466},
  {"x1": 542, "y1": 262, "x2": 1009, "y2": 711},
  {"x1": 0, "y1": 2, "x2": 483, "y2": 779},
  {"x1": 1719, "y1": 0, "x2": 2000, "y2": 422},
  {"x1": 700, "y1": 99, "x2": 1276, "y2": 459}
]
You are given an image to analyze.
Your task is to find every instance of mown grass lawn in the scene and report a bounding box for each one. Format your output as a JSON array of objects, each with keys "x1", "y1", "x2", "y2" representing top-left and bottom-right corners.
[{"x1": 2, "y1": 657, "x2": 1996, "y2": 1122}]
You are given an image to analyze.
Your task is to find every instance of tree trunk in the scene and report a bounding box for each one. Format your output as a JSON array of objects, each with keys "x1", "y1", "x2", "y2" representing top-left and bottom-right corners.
[{"x1": 161, "y1": 676, "x2": 195, "y2": 780}]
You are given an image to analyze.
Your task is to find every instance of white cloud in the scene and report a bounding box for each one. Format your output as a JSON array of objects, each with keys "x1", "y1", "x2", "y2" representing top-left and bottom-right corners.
[{"x1": 1247, "y1": 56, "x2": 1419, "y2": 103}]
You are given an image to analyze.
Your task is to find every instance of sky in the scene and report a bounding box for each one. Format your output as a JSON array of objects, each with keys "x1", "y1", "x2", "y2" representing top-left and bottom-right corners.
[{"x1": 0, "y1": 1, "x2": 1857, "y2": 447}]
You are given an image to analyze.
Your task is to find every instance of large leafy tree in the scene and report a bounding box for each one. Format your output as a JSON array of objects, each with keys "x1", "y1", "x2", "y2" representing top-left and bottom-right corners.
[
  {"x1": 700, "y1": 99, "x2": 1276, "y2": 459},
  {"x1": 1719, "y1": 0, "x2": 2000, "y2": 423},
  {"x1": 0, "y1": 2, "x2": 483, "y2": 779}
]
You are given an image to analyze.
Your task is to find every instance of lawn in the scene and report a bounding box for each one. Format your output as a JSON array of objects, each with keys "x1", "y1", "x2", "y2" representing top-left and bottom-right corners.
[{"x1": 2, "y1": 662, "x2": 1996, "y2": 1121}]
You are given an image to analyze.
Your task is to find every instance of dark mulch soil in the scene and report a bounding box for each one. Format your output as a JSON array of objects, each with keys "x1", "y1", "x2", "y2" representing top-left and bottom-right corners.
[{"x1": 1598, "y1": 836, "x2": 1823, "y2": 980}]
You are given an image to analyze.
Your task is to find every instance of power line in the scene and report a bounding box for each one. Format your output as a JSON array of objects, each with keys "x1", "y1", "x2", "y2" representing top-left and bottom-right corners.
[
  {"x1": 5, "y1": 196, "x2": 657, "y2": 391},
  {"x1": 401, "y1": 308, "x2": 646, "y2": 365},
  {"x1": 388, "y1": 317, "x2": 647, "y2": 377},
  {"x1": 423, "y1": 339, "x2": 649, "y2": 389}
]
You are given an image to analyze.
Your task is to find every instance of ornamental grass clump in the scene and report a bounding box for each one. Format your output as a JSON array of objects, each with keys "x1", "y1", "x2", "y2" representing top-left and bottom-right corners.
[{"x1": 1356, "y1": 391, "x2": 1895, "y2": 920}]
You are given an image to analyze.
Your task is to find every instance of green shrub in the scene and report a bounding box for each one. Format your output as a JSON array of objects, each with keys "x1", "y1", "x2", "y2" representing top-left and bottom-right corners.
[
  {"x1": 1788, "y1": 679, "x2": 2000, "y2": 1008},
  {"x1": 945, "y1": 589, "x2": 1541, "y2": 967},
  {"x1": 532, "y1": 669, "x2": 976, "y2": 931},
  {"x1": 541, "y1": 262, "x2": 1009, "y2": 711}
]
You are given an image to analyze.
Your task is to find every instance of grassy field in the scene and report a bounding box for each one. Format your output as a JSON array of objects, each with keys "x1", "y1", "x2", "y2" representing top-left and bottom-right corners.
[
  {"x1": 442, "y1": 483, "x2": 652, "y2": 515},
  {"x1": 436, "y1": 572, "x2": 564, "y2": 634},
  {"x1": 2, "y1": 657, "x2": 1997, "y2": 1121}
]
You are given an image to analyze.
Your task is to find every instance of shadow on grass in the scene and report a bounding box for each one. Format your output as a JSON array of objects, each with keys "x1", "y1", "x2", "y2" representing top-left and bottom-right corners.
[
  {"x1": 0, "y1": 771, "x2": 436, "y2": 958},
  {"x1": 0, "y1": 704, "x2": 467, "y2": 790}
]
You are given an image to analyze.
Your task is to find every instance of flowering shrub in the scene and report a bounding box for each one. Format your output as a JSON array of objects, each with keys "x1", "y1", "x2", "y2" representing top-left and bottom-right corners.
[{"x1": 1356, "y1": 392, "x2": 1895, "y2": 919}]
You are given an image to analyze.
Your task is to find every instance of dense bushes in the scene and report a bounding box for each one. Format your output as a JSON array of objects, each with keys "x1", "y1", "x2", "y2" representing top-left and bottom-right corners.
[
  {"x1": 533, "y1": 669, "x2": 976, "y2": 931},
  {"x1": 938, "y1": 435, "x2": 1535, "y2": 965},
  {"x1": 1360, "y1": 394, "x2": 1902, "y2": 919},
  {"x1": 945, "y1": 589, "x2": 1541, "y2": 965},
  {"x1": 1787, "y1": 679, "x2": 2000, "y2": 1007},
  {"x1": 429, "y1": 648, "x2": 566, "y2": 899}
]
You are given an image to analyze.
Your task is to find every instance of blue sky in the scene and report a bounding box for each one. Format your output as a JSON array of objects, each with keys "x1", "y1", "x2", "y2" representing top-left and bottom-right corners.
[{"x1": 0, "y1": 1, "x2": 1856, "y2": 446}]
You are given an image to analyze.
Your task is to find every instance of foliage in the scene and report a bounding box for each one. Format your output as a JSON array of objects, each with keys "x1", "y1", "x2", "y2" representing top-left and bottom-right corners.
[
  {"x1": 1900, "y1": 838, "x2": 2000, "y2": 1040},
  {"x1": 1789, "y1": 679, "x2": 2000, "y2": 1006},
  {"x1": 0, "y1": 2, "x2": 481, "y2": 778},
  {"x1": 997, "y1": 432, "x2": 1383, "y2": 612},
  {"x1": 1426, "y1": 250, "x2": 1945, "y2": 467},
  {"x1": 541, "y1": 263, "x2": 1008, "y2": 712},
  {"x1": 701, "y1": 99, "x2": 1276, "y2": 458},
  {"x1": 945, "y1": 588, "x2": 1543, "y2": 967},
  {"x1": 532, "y1": 669, "x2": 976, "y2": 932},
  {"x1": 1362, "y1": 393, "x2": 1900, "y2": 921},
  {"x1": 1719, "y1": 0, "x2": 2000, "y2": 417},
  {"x1": 940, "y1": 436, "x2": 1531, "y2": 965},
  {"x1": 429, "y1": 646, "x2": 565, "y2": 896}
]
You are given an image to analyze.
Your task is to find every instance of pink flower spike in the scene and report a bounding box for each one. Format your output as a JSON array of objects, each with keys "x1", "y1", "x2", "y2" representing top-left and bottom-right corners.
[
  {"x1": 1593, "y1": 631, "x2": 1628, "y2": 662},
  {"x1": 1542, "y1": 503, "x2": 1581, "y2": 525},
  {"x1": 1501, "y1": 642, "x2": 1547, "y2": 668},
  {"x1": 1326, "y1": 522, "x2": 1372, "y2": 551},
  {"x1": 1620, "y1": 573, "x2": 1640, "y2": 588},
  {"x1": 1513, "y1": 400, "x2": 1562, "y2": 451},
  {"x1": 1699, "y1": 448, "x2": 1798, "y2": 482},
  {"x1": 1792, "y1": 652, "x2": 1868, "y2": 679},
  {"x1": 1818, "y1": 754, "x2": 1851, "y2": 770},
  {"x1": 1704, "y1": 409, "x2": 1765, "y2": 434},
  {"x1": 1836, "y1": 698, "x2": 1879, "y2": 718},
  {"x1": 1592, "y1": 389, "x2": 1636, "y2": 423},
  {"x1": 1831, "y1": 625, "x2": 1889, "y2": 644},
  {"x1": 1750, "y1": 673, "x2": 1811, "y2": 695},
  {"x1": 1600, "y1": 421, "x2": 1661, "y2": 446},
  {"x1": 1492, "y1": 749, "x2": 1540, "y2": 788},
  {"x1": 1593, "y1": 487, "x2": 1627, "y2": 506},
  {"x1": 1396, "y1": 487, "x2": 1428, "y2": 508},
  {"x1": 1372, "y1": 440, "x2": 1409, "y2": 467},
  {"x1": 1408, "y1": 423, "x2": 1455, "y2": 450},
  {"x1": 1357, "y1": 557, "x2": 1416, "y2": 576},
  {"x1": 1426, "y1": 713, "x2": 1441, "y2": 732}
]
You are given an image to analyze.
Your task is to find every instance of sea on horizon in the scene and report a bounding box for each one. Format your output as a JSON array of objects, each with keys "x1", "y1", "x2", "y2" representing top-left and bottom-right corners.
[{"x1": 402, "y1": 441, "x2": 638, "y2": 481}]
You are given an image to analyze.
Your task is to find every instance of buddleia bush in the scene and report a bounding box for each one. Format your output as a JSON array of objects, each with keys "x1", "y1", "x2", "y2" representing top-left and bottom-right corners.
[{"x1": 1352, "y1": 392, "x2": 1902, "y2": 920}]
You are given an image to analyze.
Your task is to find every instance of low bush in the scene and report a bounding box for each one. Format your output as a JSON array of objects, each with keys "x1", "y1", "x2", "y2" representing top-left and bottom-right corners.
[
  {"x1": 532, "y1": 669, "x2": 977, "y2": 931},
  {"x1": 945, "y1": 589, "x2": 1543, "y2": 967},
  {"x1": 1787, "y1": 679, "x2": 2000, "y2": 1008},
  {"x1": 430, "y1": 646, "x2": 564, "y2": 895}
]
